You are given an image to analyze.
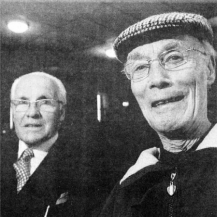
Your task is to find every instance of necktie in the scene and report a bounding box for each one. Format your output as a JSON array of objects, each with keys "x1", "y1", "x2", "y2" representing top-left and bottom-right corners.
[{"x1": 13, "y1": 148, "x2": 34, "y2": 192}]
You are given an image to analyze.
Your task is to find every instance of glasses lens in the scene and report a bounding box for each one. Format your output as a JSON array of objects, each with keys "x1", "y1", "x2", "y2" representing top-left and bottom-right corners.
[
  {"x1": 38, "y1": 99, "x2": 58, "y2": 112},
  {"x1": 13, "y1": 100, "x2": 29, "y2": 112},
  {"x1": 12, "y1": 99, "x2": 59, "y2": 112},
  {"x1": 126, "y1": 61, "x2": 149, "y2": 81},
  {"x1": 162, "y1": 50, "x2": 187, "y2": 69}
]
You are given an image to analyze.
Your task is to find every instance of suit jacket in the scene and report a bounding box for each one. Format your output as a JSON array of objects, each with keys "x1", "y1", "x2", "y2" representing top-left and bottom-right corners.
[{"x1": 1, "y1": 132, "x2": 80, "y2": 217}]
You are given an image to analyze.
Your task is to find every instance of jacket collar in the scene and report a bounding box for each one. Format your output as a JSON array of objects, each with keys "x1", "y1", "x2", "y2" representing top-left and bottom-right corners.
[
  {"x1": 120, "y1": 123, "x2": 217, "y2": 187},
  {"x1": 196, "y1": 123, "x2": 217, "y2": 150}
]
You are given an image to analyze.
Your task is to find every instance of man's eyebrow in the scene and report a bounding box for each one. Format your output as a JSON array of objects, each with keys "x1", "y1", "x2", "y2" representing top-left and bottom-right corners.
[
  {"x1": 15, "y1": 96, "x2": 51, "y2": 100},
  {"x1": 37, "y1": 96, "x2": 50, "y2": 100},
  {"x1": 127, "y1": 52, "x2": 147, "y2": 61},
  {"x1": 16, "y1": 97, "x2": 28, "y2": 100},
  {"x1": 161, "y1": 41, "x2": 181, "y2": 51},
  {"x1": 127, "y1": 41, "x2": 181, "y2": 61}
]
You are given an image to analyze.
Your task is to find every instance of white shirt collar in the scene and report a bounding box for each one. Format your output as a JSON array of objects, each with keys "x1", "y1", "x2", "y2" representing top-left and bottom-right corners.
[
  {"x1": 18, "y1": 133, "x2": 58, "y2": 159},
  {"x1": 18, "y1": 134, "x2": 59, "y2": 175}
]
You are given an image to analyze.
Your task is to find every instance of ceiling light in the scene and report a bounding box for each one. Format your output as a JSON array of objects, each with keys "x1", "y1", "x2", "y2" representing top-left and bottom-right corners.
[{"x1": 7, "y1": 20, "x2": 29, "y2": 33}]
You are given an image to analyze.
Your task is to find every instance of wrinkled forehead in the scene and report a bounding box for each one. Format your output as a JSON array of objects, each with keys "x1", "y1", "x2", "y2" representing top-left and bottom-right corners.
[
  {"x1": 14, "y1": 75, "x2": 58, "y2": 99},
  {"x1": 127, "y1": 35, "x2": 202, "y2": 62}
]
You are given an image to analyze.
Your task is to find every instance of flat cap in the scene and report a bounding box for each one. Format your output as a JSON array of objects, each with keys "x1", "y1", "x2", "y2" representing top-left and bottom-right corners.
[{"x1": 114, "y1": 12, "x2": 213, "y2": 63}]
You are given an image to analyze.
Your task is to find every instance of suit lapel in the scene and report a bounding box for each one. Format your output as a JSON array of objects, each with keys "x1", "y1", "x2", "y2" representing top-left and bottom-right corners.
[
  {"x1": 1, "y1": 134, "x2": 19, "y2": 215},
  {"x1": 2, "y1": 133, "x2": 72, "y2": 216},
  {"x1": 16, "y1": 138, "x2": 68, "y2": 208},
  {"x1": 1, "y1": 135, "x2": 18, "y2": 192}
]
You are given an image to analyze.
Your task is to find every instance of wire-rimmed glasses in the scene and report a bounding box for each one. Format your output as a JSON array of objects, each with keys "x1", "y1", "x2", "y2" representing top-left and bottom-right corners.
[
  {"x1": 123, "y1": 47, "x2": 209, "y2": 82},
  {"x1": 11, "y1": 99, "x2": 63, "y2": 112}
]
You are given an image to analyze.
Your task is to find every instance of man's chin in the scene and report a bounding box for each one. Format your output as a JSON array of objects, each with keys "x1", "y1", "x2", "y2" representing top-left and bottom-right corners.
[
  {"x1": 21, "y1": 136, "x2": 47, "y2": 147},
  {"x1": 150, "y1": 119, "x2": 184, "y2": 135}
]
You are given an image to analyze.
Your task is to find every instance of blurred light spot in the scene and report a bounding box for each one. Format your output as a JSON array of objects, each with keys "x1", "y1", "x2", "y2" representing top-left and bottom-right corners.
[
  {"x1": 105, "y1": 48, "x2": 116, "y2": 58},
  {"x1": 88, "y1": 37, "x2": 118, "y2": 60},
  {"x1": 209, "y1": 16, "x2": 217, "y2": 27},
  {"x1": 2, "y1": 130, "x2": 6, "y2": 134},
  {"x1": 7, "y1": 20, "x2": 29, "y2": 33},
  {"x1": 97, "y1": 93, "x2": 101, "y2": 122},
  {"x1": 122, "y1": 101, "x2": 129, "y2": 107}
]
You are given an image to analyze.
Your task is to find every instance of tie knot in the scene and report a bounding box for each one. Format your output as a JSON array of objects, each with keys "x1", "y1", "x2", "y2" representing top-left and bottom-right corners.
[{"x1": 20, "y1": 148, "x2": 34, "y2": 162}]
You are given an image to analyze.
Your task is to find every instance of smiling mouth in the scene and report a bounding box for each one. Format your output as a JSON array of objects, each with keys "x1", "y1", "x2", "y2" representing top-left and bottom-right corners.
[
  {"x1": 25, "y1": 124, "x2": 42, "y2": 127},
  {"x1": 152, "y1": 95, "x2": 184, "y2": 108}
]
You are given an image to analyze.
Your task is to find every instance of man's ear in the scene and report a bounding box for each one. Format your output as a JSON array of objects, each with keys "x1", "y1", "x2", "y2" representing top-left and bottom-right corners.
[
  {"x1": 59, "y1": 106, "x2": 65, "y2": 122},
  {"x1": 207, "y1": 56, "x2": 216, "y2": 86}
]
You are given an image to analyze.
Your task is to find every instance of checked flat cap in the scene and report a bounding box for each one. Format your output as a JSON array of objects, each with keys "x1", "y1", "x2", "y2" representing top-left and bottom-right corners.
[{"x1": 114, "y1": 12, "x2": 213, "y2": 62}]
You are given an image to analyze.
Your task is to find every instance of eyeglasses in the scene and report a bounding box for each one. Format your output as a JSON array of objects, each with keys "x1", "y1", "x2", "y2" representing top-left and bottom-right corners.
[
  {"x1": 11, "y1": 99, "x2": 63, "y2": 112},
  {"x1": 124, "y1": 47, "x2": 209, "y2": 82}
]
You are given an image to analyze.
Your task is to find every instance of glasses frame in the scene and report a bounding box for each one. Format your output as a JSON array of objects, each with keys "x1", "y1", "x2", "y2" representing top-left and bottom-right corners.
[
  {"x1": 123, "y1": 47, "x2": 209, "y2": 82},
  {"x1": 11, "y1": 99, "x2": 63, "y2": 113}
]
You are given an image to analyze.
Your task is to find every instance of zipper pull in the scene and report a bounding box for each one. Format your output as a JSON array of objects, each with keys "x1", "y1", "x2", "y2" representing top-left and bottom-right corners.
[{"x1": 167, "y1": 172, "x2": 176, "y2": 196}]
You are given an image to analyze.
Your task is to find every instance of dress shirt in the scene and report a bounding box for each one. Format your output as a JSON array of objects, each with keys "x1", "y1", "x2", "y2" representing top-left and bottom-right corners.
[{"x1": 17, "y1": 133, "x2": 58, "y2": 175}]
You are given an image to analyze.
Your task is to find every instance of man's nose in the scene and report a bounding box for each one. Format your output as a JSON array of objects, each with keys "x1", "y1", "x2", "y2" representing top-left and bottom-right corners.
[
  {"x1": 148, "y1": 61, "x2": 171, "y2": 89},
  {"x1": 25, "y1": 102, "x2": 41, "y2": 118}
]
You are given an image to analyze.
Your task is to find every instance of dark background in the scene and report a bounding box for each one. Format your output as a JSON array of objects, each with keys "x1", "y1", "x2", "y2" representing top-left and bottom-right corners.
[{"x1": 1, "y1": 0, "x2": 217, "y2": 216}]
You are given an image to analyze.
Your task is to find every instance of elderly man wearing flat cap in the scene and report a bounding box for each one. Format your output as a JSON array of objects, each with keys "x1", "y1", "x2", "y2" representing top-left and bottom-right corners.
[{"x1": 99, "y1": 12, "x2": 217, "y2": 217}]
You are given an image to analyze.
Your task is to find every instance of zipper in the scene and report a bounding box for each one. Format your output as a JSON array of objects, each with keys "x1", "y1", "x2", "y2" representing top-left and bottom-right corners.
[{"x1": 167, "y1": 167, "x2": 177, "y2": 217}]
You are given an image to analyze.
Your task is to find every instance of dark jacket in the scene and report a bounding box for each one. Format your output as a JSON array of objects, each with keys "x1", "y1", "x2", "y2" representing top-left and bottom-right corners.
[
  {"x1": 100, "y1": 147, "x2": 217, "y2": 217},
  {"x1": 1, "y1": 132, "x2": 80, "y2": 217}
]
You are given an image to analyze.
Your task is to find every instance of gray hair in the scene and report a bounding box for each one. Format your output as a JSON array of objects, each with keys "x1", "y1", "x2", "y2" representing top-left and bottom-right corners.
[{"x1": 10, "y1": 72, "x2": 67, "y2": 105}]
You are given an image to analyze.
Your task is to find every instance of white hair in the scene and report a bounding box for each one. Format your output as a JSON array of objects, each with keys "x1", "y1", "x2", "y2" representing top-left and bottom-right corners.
[
  {"x1": 10, "y1": 71, "x2": 67, "y2": 105},
  {"x1": 123, "y1": 36, "x2": 216, "y2": 77},
  {"x1": 202, "y1": 40, "x2": 217, "y2": 69}
]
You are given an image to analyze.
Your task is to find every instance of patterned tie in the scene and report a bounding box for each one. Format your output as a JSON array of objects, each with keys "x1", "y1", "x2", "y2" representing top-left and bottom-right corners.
[{"x1": 13, "y1": 148, "x2": 34, "y2": 192}]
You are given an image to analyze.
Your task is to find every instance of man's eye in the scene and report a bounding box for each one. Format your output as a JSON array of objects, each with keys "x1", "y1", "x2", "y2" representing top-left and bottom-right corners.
[
  {"x1": 134, "y1": 64, "x2": 149, "y2": 72},
  {"x1": 164, "y1": 52, "x2": 184, "y2": 64},
  {"x1": 169, "y1": 55, "x2": 182, "y2": 61},
  {"x1": 18, "y1": 100, "x2": 29, "y2": 105},
  {"x1": 40, "y1": 100, "x2": 51, "y2": 105}
]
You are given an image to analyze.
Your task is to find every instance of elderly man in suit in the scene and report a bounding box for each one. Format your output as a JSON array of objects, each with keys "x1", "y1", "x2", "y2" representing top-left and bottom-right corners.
[
  {"x1": 100, "y1": 12, "x2": 217, "y2": 217},
  {"x1": 1, "y1": 72, "x2": 76, "y2": 217}
]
